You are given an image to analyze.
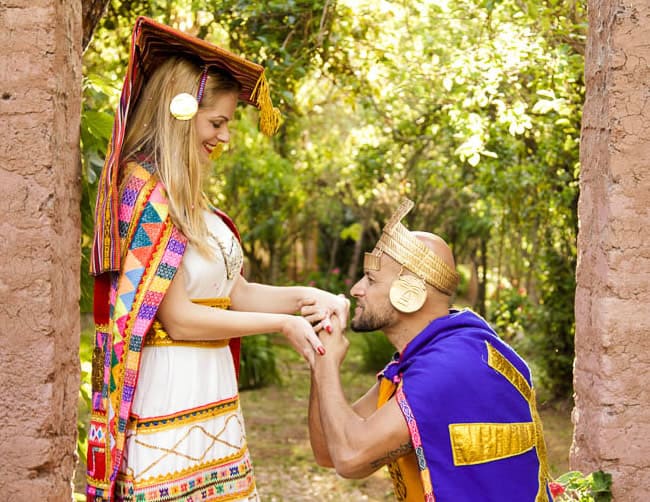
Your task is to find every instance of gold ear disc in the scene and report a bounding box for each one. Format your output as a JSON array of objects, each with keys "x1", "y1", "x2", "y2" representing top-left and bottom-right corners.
[
  {"x1": 389, "y1": 275, "x2": 427, "y2": 313},
  {"x1": 170, "y1": 92, "x2": 199, "y2": 120}
]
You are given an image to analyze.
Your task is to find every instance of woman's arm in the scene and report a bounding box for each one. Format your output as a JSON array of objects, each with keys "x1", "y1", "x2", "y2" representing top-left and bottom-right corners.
[
  {"x1": 156, "y1": 268, "x2": 324, "y2": 362},
  {"x1": 230, "y1": 275, "x2": 350, "y2": 329}
]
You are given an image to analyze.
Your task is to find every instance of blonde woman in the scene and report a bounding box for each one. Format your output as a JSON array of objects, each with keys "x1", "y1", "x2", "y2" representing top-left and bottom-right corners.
[{"x1": 86, "y1": 17, "x2": 346, "y2": 502}]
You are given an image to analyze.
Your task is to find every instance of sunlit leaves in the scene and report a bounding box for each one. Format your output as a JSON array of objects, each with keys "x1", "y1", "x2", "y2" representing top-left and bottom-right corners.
[{"x1": 80, "y1": 0, "x2": 585, "y2": 398}]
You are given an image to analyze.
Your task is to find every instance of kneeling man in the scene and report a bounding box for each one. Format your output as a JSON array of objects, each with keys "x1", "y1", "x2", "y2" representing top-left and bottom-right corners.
[{"x1": 307, "y1": 199, "x2": 553, "y2": 501}]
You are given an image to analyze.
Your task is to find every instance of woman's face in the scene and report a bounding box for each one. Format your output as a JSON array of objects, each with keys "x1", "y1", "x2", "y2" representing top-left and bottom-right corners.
[{"x1": 194, "y1": 90, "x2": 238, "y2": 163}]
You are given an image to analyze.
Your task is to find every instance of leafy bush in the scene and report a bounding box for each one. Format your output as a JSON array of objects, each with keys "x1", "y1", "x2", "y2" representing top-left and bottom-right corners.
[
  {"x1": 551, "y1": 471, "x2": 612, "y2": 502},
  {"x1": 238, "y1": 335, "x2": 281, "y2": 390},
  {"x1": 358, "y1": 331, "x2": 397, "y2": 373},
  {"x1": 488, "y1": 284, "x2": 534, "y2": 344},
  {"x1": 77, "y1": 330, "x2": 93, "y2": 467},
  {"x1": 303, "y1": 267, "x2": 352, "y2": 296},
  {"x1": 530, "y1": 248, "x2": 577, "y2": 400}
]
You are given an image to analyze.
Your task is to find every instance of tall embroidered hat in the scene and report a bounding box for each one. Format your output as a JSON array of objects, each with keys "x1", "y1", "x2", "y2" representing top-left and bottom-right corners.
[
  {"x1": 364, "y1": 199, "x2": 460, "y2": 301},
  {"x1": 91, "y1": 16, "x2": 281, "y2": 276}
]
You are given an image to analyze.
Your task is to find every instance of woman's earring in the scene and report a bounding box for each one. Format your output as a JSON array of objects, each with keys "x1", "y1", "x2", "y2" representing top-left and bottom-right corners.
[
  {"x1": 209, "y1": 143, "x2": 225, "y2": 161},
  {"x1": 170, "y1": 92, "x2": 198, "y2": 120}
]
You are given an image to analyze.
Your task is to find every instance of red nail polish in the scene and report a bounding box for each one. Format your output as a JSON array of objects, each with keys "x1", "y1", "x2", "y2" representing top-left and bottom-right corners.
[
  {"x1": 326, "y1": 325, "x2": 333, "y2": 333},
  {"x1": 317, "y1": 347, "x2": 326, "y2": 355}
]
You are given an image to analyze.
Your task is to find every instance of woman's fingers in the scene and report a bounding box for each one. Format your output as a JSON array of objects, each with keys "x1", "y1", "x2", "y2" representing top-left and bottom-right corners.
[
  {"x1": 305, "y1": 329, "x2": 326, "y2": 355},
  {"x1": 312, "y1": 317, "x2": 333, "y2": 334},
  {"x1": 301, "y1": 304, "x2": 330, "y2": 325},
  {"x1": 284, "y1": 316, "x2": 326, "y2": 364},
  {"x1": 331, "y1": 294, "x2": 350, "y2": 326}
]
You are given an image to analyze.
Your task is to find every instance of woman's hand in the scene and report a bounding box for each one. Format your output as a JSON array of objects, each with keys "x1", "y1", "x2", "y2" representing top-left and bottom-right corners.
[
  {"x1": 300, "y1": 293, "x2": 350, "y2": 333},
  {"x1": 281, "y1": 315, "x2": 326, "y2": 365}
]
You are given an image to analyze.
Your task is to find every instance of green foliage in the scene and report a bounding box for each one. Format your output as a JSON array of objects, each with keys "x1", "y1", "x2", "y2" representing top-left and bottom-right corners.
[
  {"x1": 530, "y1": 247, "x2": 577, "y2": 399},
  {"x1": 238, "y1": 335, "x2": 281, "y2": 390},
  {"x1": 488, "y1": 284, "x2": 535, "y2": 344},
  {"x1": 79, "y1": 6, "x2": 586, "y2": 466},
  {"x1": 304, "y1": 267, "x2": 351, "y2": 296},
  {"x1": 554, "y1": 471, "x2": 613, "y2": 502},
  {"x1": 358, "y1": 332, "x2": 397, "y2": 374}
]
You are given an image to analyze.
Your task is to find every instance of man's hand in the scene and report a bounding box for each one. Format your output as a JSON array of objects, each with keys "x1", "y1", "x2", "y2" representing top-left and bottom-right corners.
[{"x1": 314, "y1": 314, "x2": 350, "y2": 369}]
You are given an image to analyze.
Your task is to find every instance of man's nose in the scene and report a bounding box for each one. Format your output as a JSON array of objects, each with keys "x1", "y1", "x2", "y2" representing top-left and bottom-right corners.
[{"x1": 350, "y1": 278, "x2": 364, "y2": 297}]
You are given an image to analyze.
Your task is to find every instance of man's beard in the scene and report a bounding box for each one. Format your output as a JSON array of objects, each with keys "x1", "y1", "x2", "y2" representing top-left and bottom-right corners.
[{"x1": 351, "y1": 304, "x2": 396, "y2": 332}]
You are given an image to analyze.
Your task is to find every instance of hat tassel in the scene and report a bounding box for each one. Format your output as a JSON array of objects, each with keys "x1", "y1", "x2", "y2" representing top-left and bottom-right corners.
[{"x1": 252, "y1": 73, "x2": 281, "y2": 136}]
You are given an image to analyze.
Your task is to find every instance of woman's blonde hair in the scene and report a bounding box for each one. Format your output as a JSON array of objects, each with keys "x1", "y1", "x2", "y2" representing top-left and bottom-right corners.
[{"x1": 122, "y1": 57, "x2": 241, "y2": 257}]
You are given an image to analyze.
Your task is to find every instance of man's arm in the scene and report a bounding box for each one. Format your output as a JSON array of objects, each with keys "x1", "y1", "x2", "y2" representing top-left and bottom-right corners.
[
  {"x1": 309, "y1": 317, "x2": 412, "y2": 479},
  {"x1": 308, "y1": 375, "x2": 380, "y2": 467}
]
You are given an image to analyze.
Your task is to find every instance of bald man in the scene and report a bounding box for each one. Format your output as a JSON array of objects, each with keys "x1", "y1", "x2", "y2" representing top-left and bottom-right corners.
[{"x1": 306, "y1": 200, "x2": 554, "y2": 502}]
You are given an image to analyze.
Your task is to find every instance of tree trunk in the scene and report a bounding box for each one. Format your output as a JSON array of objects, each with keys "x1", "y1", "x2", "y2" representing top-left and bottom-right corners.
[
  {"x1": 83, "y1": 0, "x2": 111, "y2": 50},
  {"x1": 347, "y1": 223, "x2": 365, "y2": 281}
]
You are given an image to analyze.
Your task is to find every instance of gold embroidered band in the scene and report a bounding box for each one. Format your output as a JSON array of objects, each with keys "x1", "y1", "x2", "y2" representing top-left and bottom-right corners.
[
  {"x1": 487, "y1": 342, "x2": 550, "y2": 502},
  {"x1": 91, "y1": 323, "x2": 110, "y2": 393},
  {"x1": 144, "y1": 297, "x2": 231, "y2": 348},
  {"x1": 364, "y1": 199, "x2": 459, "y2": 295},
  {"x1": 449, "y1": 422, "x2": 536, "y2": 465},
  {"x1": 127, "y1": 395, "x2": 239, "y2": 434}
]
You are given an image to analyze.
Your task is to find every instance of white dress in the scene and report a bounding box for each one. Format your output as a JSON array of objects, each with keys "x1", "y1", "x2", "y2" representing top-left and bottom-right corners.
[{"x1": 116, "y1": 211, "x2": 259, "y2": 502}]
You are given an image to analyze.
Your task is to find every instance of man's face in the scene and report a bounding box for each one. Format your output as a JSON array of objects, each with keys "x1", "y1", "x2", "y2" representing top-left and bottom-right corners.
[{"x1": 349, "y1": 253, "x2": 399, "y2": 332}]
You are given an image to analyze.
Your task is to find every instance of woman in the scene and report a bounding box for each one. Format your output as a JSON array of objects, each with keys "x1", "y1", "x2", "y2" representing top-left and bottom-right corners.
[{"x1": 86, "y1": 17, "x2": 346, "y2": 502}]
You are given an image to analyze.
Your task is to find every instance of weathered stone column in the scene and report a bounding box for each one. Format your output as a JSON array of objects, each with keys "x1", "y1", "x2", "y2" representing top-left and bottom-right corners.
[
  {"x1": 0, "y1": 0, "x2": 82, "y2": 499},
  {"x1": 573, "y1": 0, "x2": 650, "y2": 498}
]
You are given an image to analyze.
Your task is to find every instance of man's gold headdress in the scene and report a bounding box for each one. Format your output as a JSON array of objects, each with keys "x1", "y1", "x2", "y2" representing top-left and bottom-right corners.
[{"x1": 364, "y1": 199, "x2": 459, "y2": 312}]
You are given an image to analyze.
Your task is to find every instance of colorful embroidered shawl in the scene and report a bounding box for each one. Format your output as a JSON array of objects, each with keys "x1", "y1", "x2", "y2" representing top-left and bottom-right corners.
[
  {"x1": 379, "y1": 310, "x2": 553, "y2": 502},
  {"x1": 86, "y1": 159, "x2": 241, "y2": 501}
]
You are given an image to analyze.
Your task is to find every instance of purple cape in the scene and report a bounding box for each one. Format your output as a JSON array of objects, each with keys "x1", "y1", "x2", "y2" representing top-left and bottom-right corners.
[{"x1": 380, "y1": 309, "x2": 553, "y2": 502}]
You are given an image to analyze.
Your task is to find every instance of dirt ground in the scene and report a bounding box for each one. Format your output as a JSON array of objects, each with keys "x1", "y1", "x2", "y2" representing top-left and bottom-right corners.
[{"x1": 241, "y1": 339, "x2": 573, "y2": 501}]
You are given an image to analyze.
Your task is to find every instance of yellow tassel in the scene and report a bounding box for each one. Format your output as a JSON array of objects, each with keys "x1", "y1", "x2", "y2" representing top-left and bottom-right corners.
[
  {"x1": 209, "y1": 143, "x2": 224, "y2": 161},
  {"x1": 251, "y1": 73, "x2": 281, "y2": 136}
]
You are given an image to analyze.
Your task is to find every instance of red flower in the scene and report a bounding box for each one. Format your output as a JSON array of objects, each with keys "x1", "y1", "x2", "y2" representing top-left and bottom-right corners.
[{"x1": 549, "y1": 481, "x2": 565, "y2": 498}]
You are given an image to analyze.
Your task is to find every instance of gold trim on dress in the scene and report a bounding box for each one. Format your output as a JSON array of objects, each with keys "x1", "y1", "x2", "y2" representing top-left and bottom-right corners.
[
  {"x1": 115, "y1": 443, "x2": 255, "y2": 495},
  {"x1": 144, "y1": 297, "x2": 231, "y2": 348},
  {"x1": 127, "y1": 414, "x2": 246, "y2": 481},
  {"x1": 128, "y1": 396, "x2": 240, "y2": 434}
]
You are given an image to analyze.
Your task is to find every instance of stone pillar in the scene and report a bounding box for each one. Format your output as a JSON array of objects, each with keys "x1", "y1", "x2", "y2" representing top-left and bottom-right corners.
[
  {"x1": 0, "y1": 0, "x2": 82, "y2": 499},
  {"x1": 573, "y1": 0, "x2": 650, "y2": 499}
]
